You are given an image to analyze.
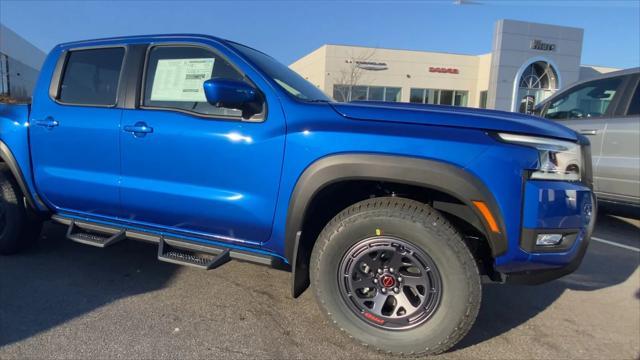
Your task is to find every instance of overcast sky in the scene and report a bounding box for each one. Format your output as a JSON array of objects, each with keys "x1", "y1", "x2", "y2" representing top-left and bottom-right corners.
[{"x1": 1, "y1": 0, "x2": 639, "y2": 68}]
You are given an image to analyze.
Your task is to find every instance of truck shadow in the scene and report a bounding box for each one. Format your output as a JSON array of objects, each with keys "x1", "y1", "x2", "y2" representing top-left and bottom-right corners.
[
  {"x1": 0, "y1": 222, "x2": 178, "y2": 347},
  {"x1": 1, "y1": 215, "x2": 637, "y2": 351},
  {"x1": 455, "y1": 213, "x2": 639, "y2": 350}
]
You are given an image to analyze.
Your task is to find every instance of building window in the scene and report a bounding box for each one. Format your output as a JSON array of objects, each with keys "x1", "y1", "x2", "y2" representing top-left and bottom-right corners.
[
  {"x1": 0, "y1": 53, "x2": 8, "y2": 96},
  {"x1": 333, "y1": 85, "x2": 350, "y2": 102},
  {"x1": 479, "y1": 91, "x2": 488, "y2": 109},
  {"x1": 384, "y1": 87, "x2": 401, "y2": 102},
  {"x1": 410, "y1": 88, "x2": 424, "y2": 103},
  {"x1": 350, "y1": 86, "x2": 368, "y2": 101},
  {"x1": 454, "y1": 91, "x2": 468, "y2": 106},
  {"x1": 369, "y1": 86, "x2": 384, "y2": 101},
  {"x1": 333, "y1": 85, "x2": 401, "y2": 102},
  {"x1": 516, "y1": 61, "x2": 559, "y2": 113},
  {"x1": 440, "y1": 90, "x2": 454, "y2": 106},
  {"x1": 409, "y1": 88, "x2": 468, "y2": 107}
]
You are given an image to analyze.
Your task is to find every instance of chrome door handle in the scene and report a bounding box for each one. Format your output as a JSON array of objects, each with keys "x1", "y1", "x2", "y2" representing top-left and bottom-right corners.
[
  {"x1": 35, "y1": 117, "x2": 59, "y2": 128},
  {"x1": 123, "y1": 122, "x2": 153, "y2": 137},
  {"x1": 579, "y1": 129, "x2": 598, "y2": 135}
]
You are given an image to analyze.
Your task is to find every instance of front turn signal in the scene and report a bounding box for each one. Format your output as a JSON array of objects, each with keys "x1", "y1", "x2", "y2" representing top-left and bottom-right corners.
[{"x1": 472, "y1": 201, "x2": 501, "y2": 234}]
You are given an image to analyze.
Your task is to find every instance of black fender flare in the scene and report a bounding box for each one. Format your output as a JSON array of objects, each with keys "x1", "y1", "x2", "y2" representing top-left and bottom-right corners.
[
  {"x1": 0, "y1": 140, "x2": 45, "y2": 211},
  {"x1": 285, "y1": 154, "x2": 507, "y2": 297}
]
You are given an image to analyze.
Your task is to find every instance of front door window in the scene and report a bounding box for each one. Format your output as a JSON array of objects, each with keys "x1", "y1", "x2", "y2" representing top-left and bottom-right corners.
[{"x1": 542, "y1": 77, "x2": 623, "y2": 120}]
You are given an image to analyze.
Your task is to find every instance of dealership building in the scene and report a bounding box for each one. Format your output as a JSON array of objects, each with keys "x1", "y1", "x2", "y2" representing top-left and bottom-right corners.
[{"x1": 291, "y1": 19, "x2": 619, "y2": 112}]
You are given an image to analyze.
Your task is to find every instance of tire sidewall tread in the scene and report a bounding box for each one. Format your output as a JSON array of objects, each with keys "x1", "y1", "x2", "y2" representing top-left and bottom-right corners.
[
  {"x1": 0, "y1": 164, "x2": 41, "y2": 255},
  {"x1": 310, "y1": 197, "x2": 481, "y2": 356}
]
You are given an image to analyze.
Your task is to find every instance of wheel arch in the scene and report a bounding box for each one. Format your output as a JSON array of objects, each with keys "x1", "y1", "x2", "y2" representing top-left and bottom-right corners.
[
  {"x1": 285, "y1": 154, "x2": 507, "y2": 298},
  {"x1": 0, "y1": 140, "x2": 44, "y2": 211}
]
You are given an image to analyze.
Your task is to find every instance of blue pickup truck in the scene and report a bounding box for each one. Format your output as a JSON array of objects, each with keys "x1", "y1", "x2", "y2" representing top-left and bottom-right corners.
[{"x1": 0, "y1": 34, "x2": 596, "y2": 355}]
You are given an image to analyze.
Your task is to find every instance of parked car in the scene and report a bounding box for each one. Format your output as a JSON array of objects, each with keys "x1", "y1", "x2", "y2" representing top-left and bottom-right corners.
[
  {"x1": 536, "y1": 68, "x2": 640, "y2": 210},
  {"x1": 0, "y1": 34, "x2": 596, "y2": 356}
]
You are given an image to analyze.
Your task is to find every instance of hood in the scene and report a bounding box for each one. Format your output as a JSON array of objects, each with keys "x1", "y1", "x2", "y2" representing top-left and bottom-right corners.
[{"x1": 330, "y1": 102, "x2": 578, "y2": 141}]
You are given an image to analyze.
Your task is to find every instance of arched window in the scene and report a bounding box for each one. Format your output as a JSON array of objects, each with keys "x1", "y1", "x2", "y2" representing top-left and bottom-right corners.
[
  {"x1": 515, "y1": 60, "x2": 559, "y2": 114},
  {"x1": 519, "y1": 61, "x2": 559, "y2": 90}
]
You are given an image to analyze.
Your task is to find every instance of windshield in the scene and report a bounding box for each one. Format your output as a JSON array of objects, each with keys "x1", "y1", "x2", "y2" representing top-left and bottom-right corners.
[{"x1": 230, "y1": 43, "x2": 332, "y2": 102}]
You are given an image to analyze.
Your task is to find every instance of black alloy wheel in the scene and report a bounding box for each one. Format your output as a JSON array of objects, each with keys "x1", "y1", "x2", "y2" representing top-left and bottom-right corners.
[{"x1": 338, "y1": 236, "x2": 442, "y2": 330}]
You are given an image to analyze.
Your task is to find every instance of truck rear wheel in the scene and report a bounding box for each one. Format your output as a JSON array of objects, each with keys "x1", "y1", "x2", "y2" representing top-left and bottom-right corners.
[
  {"x1": 310, "y1": 197, "x2": 481, "y2": 356},
  {"x1": 0, "y1": 164, "x2": 42, "y2": 255}
]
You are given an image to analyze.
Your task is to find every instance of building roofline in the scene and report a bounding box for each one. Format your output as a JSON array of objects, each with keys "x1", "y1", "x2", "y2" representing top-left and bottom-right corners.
[
  {"x1": 289, "y1": 44, "x2": 328, "y2": 65},
  {"x1": 0, "y1": 23, "x2": 47, "y2": 69},
  {"x1": 289, "y1": 43, "x2": 491, "y2": 65},
  {"x1": 321, "y1": 43, "x2": 488, "y2": 57},
  {"x1": 580, "y1": 64, "x2": 622, "y2": 69},
  {"x1": 498, "y1": 18, "x2": 584, "y2": 33}
]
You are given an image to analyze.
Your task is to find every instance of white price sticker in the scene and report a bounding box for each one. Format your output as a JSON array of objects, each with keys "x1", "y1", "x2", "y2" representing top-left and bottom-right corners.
[{"x1": 150, "y1": 58, "x2": 215, "y2": 102}]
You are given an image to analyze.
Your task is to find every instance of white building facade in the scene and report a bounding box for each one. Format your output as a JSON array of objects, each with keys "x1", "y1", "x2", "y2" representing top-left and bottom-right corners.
[{"x1": 291, "y1": 19, "x2": 619, "y2": 112}]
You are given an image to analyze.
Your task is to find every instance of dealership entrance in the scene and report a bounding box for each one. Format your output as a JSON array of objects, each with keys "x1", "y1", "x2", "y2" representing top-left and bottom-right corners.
[{"x1": 516, "y1": 60, "x2": 559, "y2": 113}]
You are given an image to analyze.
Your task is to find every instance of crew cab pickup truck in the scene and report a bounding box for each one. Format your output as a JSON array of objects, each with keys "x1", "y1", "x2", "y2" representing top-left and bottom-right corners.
[{"x1": 0, "y1": 34, "x2": 596, "y2": 356}]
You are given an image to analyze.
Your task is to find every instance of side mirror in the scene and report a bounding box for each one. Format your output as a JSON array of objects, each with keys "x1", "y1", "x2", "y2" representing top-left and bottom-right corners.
[{"x1": 203, "y1": 78, "x2": 258, "y2": 110}]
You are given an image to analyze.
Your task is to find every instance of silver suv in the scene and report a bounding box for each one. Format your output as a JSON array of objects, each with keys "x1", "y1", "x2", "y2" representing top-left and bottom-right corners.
[{"x1": 536, "y1": 68, "x2": 640, "y2": 209}]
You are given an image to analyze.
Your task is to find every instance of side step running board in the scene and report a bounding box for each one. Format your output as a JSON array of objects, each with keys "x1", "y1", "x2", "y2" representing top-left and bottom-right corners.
[
  {"x1": 52, "y1": 215, "x2": 282, "y2": 268},
  {"x1": 158, "y1": 237, "x2": 231, "y2": 270},
  {"x1": 66, "y1": 221, "x2": 126, "y2": 248}
]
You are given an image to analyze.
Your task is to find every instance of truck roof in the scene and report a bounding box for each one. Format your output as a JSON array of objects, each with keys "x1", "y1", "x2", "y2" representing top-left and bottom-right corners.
[{"x1": 56, "y1": 33, "x2": 231, "y2": 49}]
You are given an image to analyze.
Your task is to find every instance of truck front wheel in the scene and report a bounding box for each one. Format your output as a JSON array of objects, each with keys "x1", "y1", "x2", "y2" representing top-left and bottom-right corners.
[
  {"x1": 310, "y1": 197, "x2": 481, "y2": 356},
  {"x1": 0, "y1": 164, "x2": 42, "y2": 255}
]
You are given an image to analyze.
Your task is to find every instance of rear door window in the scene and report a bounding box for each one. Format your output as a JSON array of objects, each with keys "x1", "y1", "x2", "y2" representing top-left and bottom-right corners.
[{"x1": 58, "y1": 48, "x2": 125, "y2": 106}]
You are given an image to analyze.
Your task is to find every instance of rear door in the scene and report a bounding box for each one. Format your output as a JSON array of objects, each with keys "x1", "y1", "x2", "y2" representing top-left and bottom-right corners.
[
  {"x1": 541, "y1": 76, "x2": 626, "y2": 192},
  {"x1": 118, "y1": 43, "x2": 286, "y2": 245},
  {"x1": 29, "y1": 47, "x2": 125, "y2": 217},
  {"x1": 598, "y1": 75, "x2": 640, "y2": 204}
]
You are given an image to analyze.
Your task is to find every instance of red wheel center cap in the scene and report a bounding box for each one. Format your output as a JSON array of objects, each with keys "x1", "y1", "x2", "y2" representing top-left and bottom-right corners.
[{"x1": 381, "y1": 275, "x2": 396, "y2": 288}]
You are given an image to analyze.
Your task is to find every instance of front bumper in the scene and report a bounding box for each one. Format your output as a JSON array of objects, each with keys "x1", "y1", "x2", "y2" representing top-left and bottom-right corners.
[
  {"x1": 505, "y1": 219, "x2": 594, "y2": 285},
  {"x1": 501, "y1": 180, "x2": 597, "y2": 284}
]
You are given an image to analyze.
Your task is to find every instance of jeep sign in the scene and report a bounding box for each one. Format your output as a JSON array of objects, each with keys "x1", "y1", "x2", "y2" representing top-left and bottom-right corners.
[{"x1": 530, "y1": 39, "x2": 556, "y2": 51}]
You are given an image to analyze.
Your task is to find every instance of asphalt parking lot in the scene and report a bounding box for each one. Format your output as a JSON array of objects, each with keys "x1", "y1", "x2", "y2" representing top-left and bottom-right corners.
[{"x1": 1, "y1": 210, "x2": 639, "y2": 359}]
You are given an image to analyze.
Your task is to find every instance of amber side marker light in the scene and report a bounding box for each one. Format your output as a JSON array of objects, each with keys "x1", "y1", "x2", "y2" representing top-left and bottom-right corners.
[{"x1": 472, "y1": 201, "x2": 501, "y2": 234}]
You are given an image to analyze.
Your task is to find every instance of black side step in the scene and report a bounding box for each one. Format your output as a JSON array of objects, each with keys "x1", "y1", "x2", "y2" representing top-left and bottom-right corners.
[
  {"x1": 66, "y1": 221, "x2": 126, "y2": 248},
  {"x1": 158, "y1": 237, "x2": 231, "y2": 270},
  {"x1": 52, "y1": 215, "x2": 283, "y2": 268}
]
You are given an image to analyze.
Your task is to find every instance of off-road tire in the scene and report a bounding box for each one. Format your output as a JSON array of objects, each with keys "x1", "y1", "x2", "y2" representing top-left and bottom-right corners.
[
  {"x1": 310, "y1": 197, "x2": 481, "y2": 356},
  {"x1": 0, "y1": 164, "x2": 42, "y2": 255}
]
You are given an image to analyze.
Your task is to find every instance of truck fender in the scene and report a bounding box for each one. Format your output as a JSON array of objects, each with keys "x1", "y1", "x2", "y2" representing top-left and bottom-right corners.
[{"x1": 285, "y1": 154, "x2": 507, "y2": 297}]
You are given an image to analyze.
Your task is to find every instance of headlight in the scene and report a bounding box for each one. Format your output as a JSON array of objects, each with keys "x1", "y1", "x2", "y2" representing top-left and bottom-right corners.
[{"x1": 498, "y1": 133, "x2": 582, "y2": 181}]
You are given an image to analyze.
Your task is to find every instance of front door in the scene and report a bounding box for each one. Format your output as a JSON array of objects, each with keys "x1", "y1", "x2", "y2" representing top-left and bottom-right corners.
[
  {"x1": 598, "y1": 78, "x2": 640, "y2": 203},
  {"x1": 119, "y1": 44, "x2": 285, "y2": 245},
  {"x1": 30, "y1": 47, "x2": 125, "y2": 217}
]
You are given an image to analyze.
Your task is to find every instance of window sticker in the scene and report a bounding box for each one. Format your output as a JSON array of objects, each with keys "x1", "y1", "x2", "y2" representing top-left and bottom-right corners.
[{"x1": 150, "y1": 58, "x2": 215, "y2": 102}]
